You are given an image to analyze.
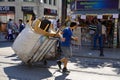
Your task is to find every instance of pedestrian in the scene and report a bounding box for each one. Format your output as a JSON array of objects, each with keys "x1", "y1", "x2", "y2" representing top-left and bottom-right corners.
[
  {"x1": 51, "y1": 17, "x2": 58, "y2": 31},
  {"x1": 65, "y1": 16, "x2": 71, "y2": 27},
  {"x1": 18, "y1": 19, "x2": 25, "y2": 33},
  {"x1": 56, "y1": 19, "x2": 62, "y2": 54},
  {"x1": 7, "y1": 27, "x2": 14, "y2": 41},
  {"x1": 93, "y1": 18, "x2": 104, "y2": 56},
  {"x1": 88, "y1": 20, "x2": 96, "y2": 48},
  {"x1": 13, "y1": 22, "x2": 19, "y2": 39},
  {"x1": 101, "y1": 21, "x2": 107, "y2": 47},
  {"x1": 6, "y1": 19, "x2": 14, "y2": 40},
  {"x1": 57, "y1": 19, "x2": 61, "y2": 29},
  {"x1": 57, "y1": 22, "x2": 78, "y2": 73}
]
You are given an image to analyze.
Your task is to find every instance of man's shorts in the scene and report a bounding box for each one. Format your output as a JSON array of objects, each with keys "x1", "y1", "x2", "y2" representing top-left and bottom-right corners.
[{"x1": 61, "y1": 46, "x2": 72, "y2": 58}]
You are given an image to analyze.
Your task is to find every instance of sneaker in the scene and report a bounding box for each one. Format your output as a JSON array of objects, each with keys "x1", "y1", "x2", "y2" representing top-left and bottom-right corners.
[
  {"x1": 100, "y1": 53, "x2": 104, "y2": 57},
  {"x1": 91, "y1": 48, "x2": 97, "y2": 50},
  {"x1": 100, "y1": 50, "x2": 104, "y2": 57},
  {"x1": 57, "y1": 60, "x2": 62, "y2": 69},
  {"x1": 62, "y1": 67, "x2": 70, "y2": 73}
]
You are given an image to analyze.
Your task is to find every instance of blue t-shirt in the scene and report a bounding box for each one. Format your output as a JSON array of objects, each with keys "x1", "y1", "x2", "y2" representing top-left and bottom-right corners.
[{"x1": 61, "y1": 27, "x2": 73, "y2": 47}]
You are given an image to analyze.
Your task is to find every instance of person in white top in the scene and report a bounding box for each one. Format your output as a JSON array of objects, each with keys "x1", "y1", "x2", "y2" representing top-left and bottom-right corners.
[
  {"x1": 8, "y1": 28, "x2": 14, "y2": 40},
  {"x1": 49, "y1": 18, "x2": 57, "y2": 31},
  {"x1": 102, "y1": 24, "x2": 106, "y2": 35},
  {"x1": 102, "y1": 22, "x2": 107, "y2": 46}
]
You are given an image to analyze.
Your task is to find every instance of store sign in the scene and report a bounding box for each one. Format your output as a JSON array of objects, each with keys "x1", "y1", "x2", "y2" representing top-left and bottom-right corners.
[
  {"x1": 81, "y1": 15, "x2": 86, "y2": 19},
  {"x1": 113, "y1": 14, "x2": 119, "y2": 18},
  {"x1": 97, "y1": 15, "x2": 103, "y2": 19},
  {"x1": 22, "y1": 6, "x2": 33, "y2": 11},
  {"x1": 75, "y1": 0, "x2": 118, "y2": 10},
  {"x1": 0, "y1": 6, "x2": 9, "y2": 11},
  {"x1": 0, "y1": 6, "x2": 15, "y2": 13},
  {"x1": 44, "y1": 8, "x2": 57, "y2": 16}
]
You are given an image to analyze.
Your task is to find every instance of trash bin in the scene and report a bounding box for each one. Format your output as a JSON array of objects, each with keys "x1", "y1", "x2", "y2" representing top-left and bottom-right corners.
[{"x1": 12, "y1": 18, "x2": 58, "y2": 65}]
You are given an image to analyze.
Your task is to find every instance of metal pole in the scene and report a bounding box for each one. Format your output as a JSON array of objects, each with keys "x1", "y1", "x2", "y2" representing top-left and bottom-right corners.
[{"x1": 61, "y1": 0, "x2": 67, "y2": 26}]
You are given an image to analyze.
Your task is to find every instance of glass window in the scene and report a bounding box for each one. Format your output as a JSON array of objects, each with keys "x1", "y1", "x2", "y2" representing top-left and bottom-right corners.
[
  {"x1": 0, "y1": 0, "x2": 4, "y2": 2},
  {"x1": 53, "y1": 0, "x2": 56, "y2": 6},
  {"x1": 43, "y1": 0, "x2": 47, "y2": 3},
  {"x1": 67, "y1": 0, "x2": 74, "y2": 4},
  {"x1": 49, "y1": 0, "x2": 51, "y2": 5},
  {"x1": 23, "y1": 0, "x2": 34, "y2": 2},
  {"x1": 8, "y1": 0, "x2": 15, "y2": 1}
]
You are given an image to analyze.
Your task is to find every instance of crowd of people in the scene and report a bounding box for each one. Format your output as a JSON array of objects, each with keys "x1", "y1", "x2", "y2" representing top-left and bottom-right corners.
[
  {"x1": 2, "y1": 15, "x2": 61, "y2": 42},
  {"x1": 5, "y1": 18, "x2": 25, "y2": 41}
]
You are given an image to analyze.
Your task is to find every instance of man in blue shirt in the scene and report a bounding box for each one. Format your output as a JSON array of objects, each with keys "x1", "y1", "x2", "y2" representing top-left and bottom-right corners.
[{"x1": 57, "y1": 22, "x2": 78, "y2": 73}]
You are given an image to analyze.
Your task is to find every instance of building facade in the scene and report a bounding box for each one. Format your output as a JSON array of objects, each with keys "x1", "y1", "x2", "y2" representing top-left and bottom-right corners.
[
  {"x1": 0, "y1": 0, "x2": 62, "y2": 32},
  {"x1": 69, "y1": 0, "x2": 120, "y2": 48}
]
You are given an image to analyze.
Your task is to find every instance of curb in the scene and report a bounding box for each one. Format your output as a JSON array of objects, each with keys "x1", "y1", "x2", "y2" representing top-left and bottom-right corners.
[{"x1": 73, "y1": 55, "x2": 120, "y2": 61}]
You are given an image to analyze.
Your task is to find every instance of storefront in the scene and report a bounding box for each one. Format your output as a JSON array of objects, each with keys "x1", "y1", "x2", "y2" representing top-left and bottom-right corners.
[
  {"x1": 44, "y1": 8, "x2": 57, "y2": 19},
  {"x1": 0, "y1": 6, "x2": 15, "y2": 32},
  {"x1": 70, "y1": 0, "x2": 119, "y2": 48},
  {"x1": 22, "y1": 6, "x2": 34, "y2": 23}
]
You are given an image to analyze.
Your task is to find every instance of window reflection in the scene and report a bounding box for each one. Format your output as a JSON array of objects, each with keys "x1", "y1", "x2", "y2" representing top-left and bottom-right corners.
[
  {"x1": 23, "y1": 0, "x2": 34, "y2": 2},
  {"x1": 0, "y1": 0, "x2": 4, "y2": 2},
  {"x1": 8, "y1": 0, "x2": 15, "y2": 1}
]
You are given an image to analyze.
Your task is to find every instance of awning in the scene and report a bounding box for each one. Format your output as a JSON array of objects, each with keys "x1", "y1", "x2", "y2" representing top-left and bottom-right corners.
[{"x1": 72, "y1": 9, "x2": 120, "y2": 15}]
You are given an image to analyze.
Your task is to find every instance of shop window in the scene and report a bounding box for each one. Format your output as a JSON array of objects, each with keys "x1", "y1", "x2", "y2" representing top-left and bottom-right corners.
[
  {"x1": 44, "y1": 8, "x2": 57, "y2": 16},
  {"x1": 8, "y1": 0, "x2": 15, "y2": 1},
  {"x1": 49, "y1": 0, "x2": 51, "y2": 5},
  {"x1": 43, "y1": 0, "x2": 47, "y2": 3},
  {"x1": 0, "y1": 0, "x2": 4, "y2": 2},
  {"x1": 53, "y1": 0, "x2": 56, "y2": 6},
  {"x1": 23, "y1": 0, "x2": 34, "y2": 2}
]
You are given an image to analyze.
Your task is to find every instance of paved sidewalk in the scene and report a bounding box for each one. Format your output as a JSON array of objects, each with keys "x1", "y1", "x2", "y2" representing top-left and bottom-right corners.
[
  {"x1": 1, "y1": 37, "x2": 120, "y2": 60},
  {"x1": 1, "y1": 31, "x2": 120, "y2": 60},
  {"x1": 0, "y1": 33, "x2": 7, "y2": 42},
  {"x1": 0, "y1": 41, "x2": 120, "y2": 80},
  {"x1": 72, "y1": 45, "x2": 120, "y2": 60}
]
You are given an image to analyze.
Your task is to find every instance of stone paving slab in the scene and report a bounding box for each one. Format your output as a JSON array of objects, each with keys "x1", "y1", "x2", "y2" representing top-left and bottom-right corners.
[{"x1": 0, "y1": 40, "x2": 120, "y2": 80}]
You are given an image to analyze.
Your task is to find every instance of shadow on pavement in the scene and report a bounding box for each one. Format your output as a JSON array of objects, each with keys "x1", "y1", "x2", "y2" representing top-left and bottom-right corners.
[
  {"x1": 0, "y1": 42, "x2": 13, "y2": 48},
  {"x1": 70, "y1": 45, "x2": 120, "y2": 75},
  {"x1": 5, "y1": 54, "x2": 17, "y2": 58},
  {"x1": 5, "y1": 53, "x2": 21, "y2": 61},
  {"x1": 70, "y1": 56, "x2": 120, "y2": 75},
  {"x1": 4, "y1": 64, "x2": 53, "y2": 80},
  {"x1": 54, "y1": 72, "x2": 69, "y2": 80},
  {"x1": 112, "y1": 65, "x2": 120, "y2": 75}
]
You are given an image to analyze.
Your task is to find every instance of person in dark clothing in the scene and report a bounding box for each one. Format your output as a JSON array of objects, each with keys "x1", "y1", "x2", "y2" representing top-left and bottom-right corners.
[
  {"x1": 88, "y1": 20, "x2": 97, "y2": 48},
  {"x1": 93, "y1": 19, "x2": 104, "y2": 56},
  {"x1": 19, "y1": 19, "x2": 25, "y2": 33},
  {"x1": 57, "y1": 19, "x2": 60, "y2": 28}
]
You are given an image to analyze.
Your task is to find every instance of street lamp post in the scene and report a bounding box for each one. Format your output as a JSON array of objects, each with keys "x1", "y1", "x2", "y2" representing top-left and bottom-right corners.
[{"x1": 61, "y1": 0, "x2": 67, "y2": 26}]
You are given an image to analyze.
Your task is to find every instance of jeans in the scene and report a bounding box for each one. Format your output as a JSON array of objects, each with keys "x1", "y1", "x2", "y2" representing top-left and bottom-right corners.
[
  {"x1": 93, "y1": 34, "x2": 103, "y2": 49},
  {"x1": 8, "y1": 34, "x2": 13, "y2": 40}
]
